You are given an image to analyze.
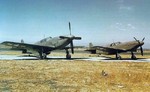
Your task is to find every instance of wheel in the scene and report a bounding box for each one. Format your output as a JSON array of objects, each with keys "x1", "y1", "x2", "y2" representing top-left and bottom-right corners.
[
  {"x1": 42, "y1": 53, "x2": 47, "y2": 59},
  {"x1": 131, "y1": 52, "x2": 137, "y2": 60},
  {"x1": 38, "y1": 52, "x2": 47, "y2": 59},
  {"x1": 131, "y1": 55, "x2": 137, "y2": 60},
  {"x1": 38, "y1": 52, "x2": 43, "y2": 59},
  {"x1": 116, "y1": 53, "x2": 122, "y2": 60},
  {"x1": 117, "y1": 55, "x2": 122, "y2": 60},
  {"x1": 66, "y1": 54, "x2": 71, "y2": 59}
]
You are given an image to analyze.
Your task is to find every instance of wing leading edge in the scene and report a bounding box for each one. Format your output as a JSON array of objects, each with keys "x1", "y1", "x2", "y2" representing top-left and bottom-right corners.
[{"x1": 1, "y1": 41, "x2": 55, "y2": 52}]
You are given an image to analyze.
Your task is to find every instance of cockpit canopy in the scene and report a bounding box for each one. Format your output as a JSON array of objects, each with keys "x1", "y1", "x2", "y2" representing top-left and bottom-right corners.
[
  {"x1": 110, "y1": 42, "x2": 121, "y2": 47},
  {"x1": 40, "y1": 37, "x2": 52, "y2": 43}
]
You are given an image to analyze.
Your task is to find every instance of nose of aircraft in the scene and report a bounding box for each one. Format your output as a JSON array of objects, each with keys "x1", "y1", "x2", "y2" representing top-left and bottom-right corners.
[
  {"x1": 140, "y1": 41, "x2": 144, "y2": 45},
  {"x1": 69, "y1": 35, "x2": 75, "y2": 39}
]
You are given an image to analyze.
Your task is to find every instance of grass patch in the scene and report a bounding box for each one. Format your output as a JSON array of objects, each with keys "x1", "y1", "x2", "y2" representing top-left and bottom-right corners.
[{"x1": 0, "y1": 60, "x2": 149, "y2": 91}]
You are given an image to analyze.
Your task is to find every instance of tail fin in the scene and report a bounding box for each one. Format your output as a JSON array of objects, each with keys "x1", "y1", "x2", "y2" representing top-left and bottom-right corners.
[
  {"x1": 89, "y1": 42, "x2": 93, "y2": 48},
  {"x1": 85, "y1": 42, "x2": 96, "y2": 54},
  {"x1": 21, "y1": 39, "x2": 24, "y2": 43}
]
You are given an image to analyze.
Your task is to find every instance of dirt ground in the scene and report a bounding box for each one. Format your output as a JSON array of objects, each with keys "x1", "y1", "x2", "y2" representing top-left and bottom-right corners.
[{"x1": 0, "y1": 51, "x2": 149, "y2": 92}]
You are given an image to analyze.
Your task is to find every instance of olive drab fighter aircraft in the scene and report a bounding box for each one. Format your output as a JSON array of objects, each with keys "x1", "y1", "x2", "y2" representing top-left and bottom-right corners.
[
  {"x1": 1, "y1": 22, "x2": 81, "y2": 59},
  {"x1": 86, "y1": 37, "x2": 145, "y2": 60}
]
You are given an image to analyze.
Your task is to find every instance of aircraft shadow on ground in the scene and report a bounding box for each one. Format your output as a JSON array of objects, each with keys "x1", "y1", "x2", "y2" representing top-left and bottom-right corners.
[
  {"x1": 98, "y1": 56, "x2": 146, "y2": 60},
  {"x1": 102, "y1": 56, "x2": 146, "y2": 60},
  {"x1": 15, "y1": 58, "x2": 89, "y2": 60},
  {"x1": 16, "y1": 55, "x2": 88, "y2": 60}
]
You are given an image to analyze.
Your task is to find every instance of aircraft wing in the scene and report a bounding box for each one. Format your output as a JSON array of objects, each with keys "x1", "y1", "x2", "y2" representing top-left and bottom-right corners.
[
  {"x1": 1, "y1": 41, "x2": 55, "y2": 52},
  {"x1": 63, "y1": 46, "x2": 80, "y2": 49}
]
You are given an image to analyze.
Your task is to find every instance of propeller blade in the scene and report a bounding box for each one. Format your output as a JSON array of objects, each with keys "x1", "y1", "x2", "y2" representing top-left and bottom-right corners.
[
  {"x1": 74, "y1": 37, "x2": 81, "y2": 40},
  {"x1": 133, "y1": 37, "x2": 138, "y2": 41},
  {"x1": 70, "y1": 41, "x2": 74, "y2": 54},
  {"x1": 69, "y1": 22, "x2": 71, "y2": 35},
  {"x1": 140, "y1": 46, "x2": 143, "y2": 56},
  {"x1": 142, "y1": 37, "x2": 145, "y2": 42}
]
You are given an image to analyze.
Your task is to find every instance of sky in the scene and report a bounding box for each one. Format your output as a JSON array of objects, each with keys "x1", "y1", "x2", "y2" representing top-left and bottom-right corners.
[{"x1": 0, "y1": 0, "x2": 150, "y2": 48}]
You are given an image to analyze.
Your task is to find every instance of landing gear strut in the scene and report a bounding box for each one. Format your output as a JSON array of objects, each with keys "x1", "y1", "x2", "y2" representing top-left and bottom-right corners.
[
  {"x1": 38, "y1": 52, "x2": 47, "y2": 59},
  {"x1": 115, "y1": 53, "x2": 122, "y2": 60},
  {"x1": 66, "y1": 49, "x2": 71, "y2": 59},
  {"x1": 131, "y1": 52, "x2": 137, "y2": 60}
]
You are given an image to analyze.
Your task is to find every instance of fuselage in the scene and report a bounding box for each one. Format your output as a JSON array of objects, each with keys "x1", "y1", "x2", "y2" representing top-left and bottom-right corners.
[
  {"x1": 104, "y1": 41, "x2": 144, "y2": 55},
  {"x1": 34, "y1": 35, "x2": 74, "y2": 50},
  {"x1": 110, "y1": 41, "x2": 144, "y2": 50}
]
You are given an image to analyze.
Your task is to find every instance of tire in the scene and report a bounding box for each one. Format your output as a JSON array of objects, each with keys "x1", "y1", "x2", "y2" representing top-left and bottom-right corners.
[
  {"x1": 66, "y1": 54, "x2": 71, "y2": 59},
  {"x1": 116, "y1": 55, "x2": 122, "y2": 60},
  {"x1": 131, "y1": 55, "x2": 137, "y2": 60}
]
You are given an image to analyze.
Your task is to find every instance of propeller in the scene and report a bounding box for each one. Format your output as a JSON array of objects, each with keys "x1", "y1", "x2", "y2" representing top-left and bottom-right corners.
[
  {"x1": 69, "y1": 22, "x2": 74, "y2": 54},
  {"x1": 133, "y1": 37, "x2": 145, "y2": 56}
]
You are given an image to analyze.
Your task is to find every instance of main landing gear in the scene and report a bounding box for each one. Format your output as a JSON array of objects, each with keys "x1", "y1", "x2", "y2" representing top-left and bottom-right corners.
[
  {"x1": 38, "y1": 52, "x2": 47, "y2": 59},
  {"x1": 115, "y1": 52, "x2": 137, "y2": 60},
  {"x1": 131, "y1": 51, "x2": 137, "y2": 60},
  {"x1": 115, "y1": 53, "x2": 122, "y2": 60},
  {"x1": 66, "y1": 49, "x2": 71, "y2": 59}
]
